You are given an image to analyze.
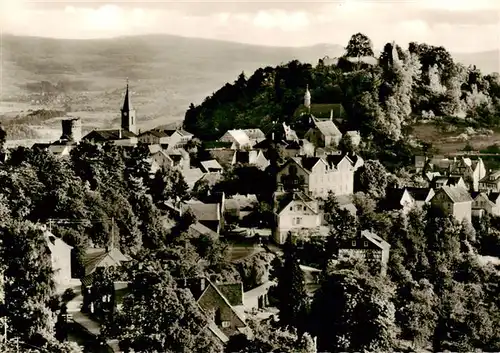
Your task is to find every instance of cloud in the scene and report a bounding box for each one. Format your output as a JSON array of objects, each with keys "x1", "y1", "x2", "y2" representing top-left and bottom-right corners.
[
  {"x1": 1, "y1": 0, "x2": 499, "y2": 53},
  {"x1": 253, "y1": 10, "x2": 310, "y2": 31}
]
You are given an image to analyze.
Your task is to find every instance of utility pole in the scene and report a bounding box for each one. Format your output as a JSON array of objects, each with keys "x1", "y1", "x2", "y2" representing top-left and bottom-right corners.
[
  {"x1": 2, "y1": 317, "x2": 6, "y2": 343},
  {"x1": 110, "y1": 217, "x2": 115, "y2": 250}
]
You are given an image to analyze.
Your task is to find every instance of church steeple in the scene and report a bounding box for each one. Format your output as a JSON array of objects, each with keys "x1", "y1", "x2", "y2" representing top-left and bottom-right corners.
[
  {"x1": 121, "y1": 78, "x2": 136, "y2": 134},
  {"x1": 304, "y1": 84, "x2": 311, "y2": 109}
]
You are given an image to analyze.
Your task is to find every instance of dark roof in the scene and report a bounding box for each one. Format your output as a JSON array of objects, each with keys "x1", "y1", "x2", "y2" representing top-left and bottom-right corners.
[
  {"x1": 471, "y1": 191, "x2": 481, "y2": 200},
  {"x1": 83, "y1": 129, "x2": 137, "y2": 141},
  {"x1": 83, "y1": 247, "x2": 130, "y2": 277},
  {"x1": 209, "y1": 149, "x2": 236, "y2": 168},
  {"x1": 294, "y1": 103, "x2": 346, "y2": 120},
  {"x1": 32, "y1": 143, "x2": 52, "y2": 149},
  {"x1": 139, "y1": 129, "x2": 170, "y2": 138},
  {"x1": 447, "y1": 176, "x2": 463, "y2": 185},
  {"x1": 385, "y1": 188, "x2": 408, "y2": 210},
  {"x1": 204, "y1": 141, "x2": 234, "y2": 150},
  {"x1": 325, "y1": 154, "x2": 350, "y2": 168},
  {"x1": 234, "y1": 151, "x2": 250, "y2": 164},
  {"x1": 440, "y1": 186, "x2": 473, "y2": 203},
  {"x1": 253, "y1": 139, "x2": 287, "y2": 150},
  {"x1": 122, "y1": 84, "x2": 132, "y2": 111},
  {"x1": 284, "y1": 140, "x2": 302, "y2": 150},
  {"x1": 300, "y1": 156, "x2": 322, "y2": 171},
  {"x1": 405, "y1": 187, "x2": 433, "y2": 202},
  {"x1": 215, "y1": 283, "x2": 243, "y2": 306},
  {"x1": 489, "y1": 192, "x2": 500, "y2": 203}
]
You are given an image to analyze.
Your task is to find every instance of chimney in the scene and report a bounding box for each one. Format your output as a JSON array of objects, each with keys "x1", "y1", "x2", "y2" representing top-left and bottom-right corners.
[
  {"x1": 200, "y1": 277, "x2": 206, "y2": 292},
  {"x1": 118, "y1": 128, "x2": 122, "y2": 139},
  {"x1": 330, "y1": 109, "x2": 333, "y2": 121}
]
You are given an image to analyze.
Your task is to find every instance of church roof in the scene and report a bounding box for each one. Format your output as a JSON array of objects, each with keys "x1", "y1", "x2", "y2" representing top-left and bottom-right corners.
[
  {"x1": 121, "y1": 83, "x2": 133, "y2": 112},
  {"x1": 83, "y1": 129, "x2": 137, "y2": 141}
]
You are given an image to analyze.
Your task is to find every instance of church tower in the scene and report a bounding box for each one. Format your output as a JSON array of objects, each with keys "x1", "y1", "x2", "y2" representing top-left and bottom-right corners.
[
  {"x1": 121, "y1": 79, "x2": 137, "y2": 134},
  {"x1": 304, "y1": 84, "x2": 311, "y2": 110}
]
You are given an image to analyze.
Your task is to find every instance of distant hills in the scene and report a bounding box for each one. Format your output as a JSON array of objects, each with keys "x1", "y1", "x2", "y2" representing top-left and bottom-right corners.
[{"x1": 1, "y1": 34, "x2": 499, "y2": 132}]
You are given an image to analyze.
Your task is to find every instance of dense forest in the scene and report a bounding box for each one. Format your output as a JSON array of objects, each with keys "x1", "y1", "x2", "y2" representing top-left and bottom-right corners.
[{"x1": 184, "y1": 33, "x2": 500, "y2": 168}]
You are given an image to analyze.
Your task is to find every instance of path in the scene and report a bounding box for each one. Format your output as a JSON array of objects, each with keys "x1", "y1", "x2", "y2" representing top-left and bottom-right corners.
[{"x1": 64, "y1": 279, "x2": 121, "y2": 353}]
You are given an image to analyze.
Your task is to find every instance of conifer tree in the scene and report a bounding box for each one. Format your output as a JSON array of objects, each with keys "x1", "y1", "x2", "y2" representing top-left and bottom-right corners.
[{"x1": 274, "y1": 233, "x2": 309, "y2": 333}]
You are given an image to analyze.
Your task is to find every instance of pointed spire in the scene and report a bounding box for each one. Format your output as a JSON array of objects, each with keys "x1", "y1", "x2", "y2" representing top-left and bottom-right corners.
[{"x1": 122, "y1": 77, "x2": 132, "y2": 112}]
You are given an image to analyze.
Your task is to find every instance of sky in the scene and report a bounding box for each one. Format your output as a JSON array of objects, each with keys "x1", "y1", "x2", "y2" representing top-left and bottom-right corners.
[{"x1": 1, "y1": 0, "x2": 500, "y2": 53}]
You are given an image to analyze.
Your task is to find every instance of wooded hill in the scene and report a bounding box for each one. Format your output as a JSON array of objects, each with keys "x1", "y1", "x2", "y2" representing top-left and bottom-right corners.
[{"x1": 184, "y1": 33, "x2": 500, "y2": 164}]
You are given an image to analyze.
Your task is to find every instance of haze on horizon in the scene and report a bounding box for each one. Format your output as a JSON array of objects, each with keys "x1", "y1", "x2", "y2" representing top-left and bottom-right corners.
[{"x1": 1, "y1": 0, "x2": 500, "y2": 53}]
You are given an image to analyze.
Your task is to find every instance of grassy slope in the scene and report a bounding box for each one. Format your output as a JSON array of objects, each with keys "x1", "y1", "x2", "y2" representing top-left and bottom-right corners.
[{"x1": 1, "y1": 34, "x2": 499, "y2": 143}]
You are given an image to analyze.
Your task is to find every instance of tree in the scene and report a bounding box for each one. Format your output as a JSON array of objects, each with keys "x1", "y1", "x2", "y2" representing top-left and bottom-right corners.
[
  {"x1": 115, "y1": 261, "x2": 222, "y2": 353},
  {"x1": 345, "y1": 33, "x2": 374, "y2": 58},
  {"x1": 310, "y1": 267, "x2": 397, "y2": 352},
  {"x1": 0, "y1": 221, "x2": 58, "y2": 344},
  {"x1": 354, "y1": 159, "x2": 389, "y2": 199},
  {"x1": 226, "y1": 317, "x2": 315, "y2": 353},
  {"x1": 272, "y1": 234, "x2": 309, "y2": 333},
  {"x1": 398, "y1": 279, "x2": 438, "y2": 348}
]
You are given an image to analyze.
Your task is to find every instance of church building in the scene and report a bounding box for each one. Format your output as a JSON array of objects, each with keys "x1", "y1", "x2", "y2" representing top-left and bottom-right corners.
[{"x1": 82, "y1": 80, "x2": 139, "y2": 146}]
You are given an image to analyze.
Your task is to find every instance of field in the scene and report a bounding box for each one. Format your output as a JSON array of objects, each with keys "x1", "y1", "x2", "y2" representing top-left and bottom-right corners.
[
  {"x1": 411, "y1": 122, "x2": 500, "y2": 154},
  {"x1": 1, "y1": 33, "x2": 499, "y2": 145},
  {"x1": 1, "y1": 34, "x2": 347, "y2": 143}
]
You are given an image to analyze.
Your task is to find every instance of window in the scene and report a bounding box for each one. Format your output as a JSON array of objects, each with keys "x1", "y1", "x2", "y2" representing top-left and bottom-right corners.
[
  {"x1": 364, "y1": 241, "x2": 369, "y2": 247},
  {"x1": 303, "y1": 205, "x2": 307, "y2": 211},
  {"x1": 222, "y1": 321, "x2": 230, "y2": 328},
  {"x1": 296, "y1": 217, "x2": 302, "y2": 225},
  {"x1": 290, "y1": 207, "x2": 293, "y2": 211},
  {"x1": 351, "y1": 240, "x2": 356, "y2": 246}
]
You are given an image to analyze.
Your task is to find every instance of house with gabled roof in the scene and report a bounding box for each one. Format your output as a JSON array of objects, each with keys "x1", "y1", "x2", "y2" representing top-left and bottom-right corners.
[
  {"x1": 304, "y1": 117, "x2": 343, "y2": 148},
  {"x1": 234, "y1": 150, "x2": 270, "y2": 170},
  {"x1": 181, "y1": 168, "x2": 205, "y2": 190},
  {"x1": 405, "y1": 187, "x2": 435, "y2": 208},
  {"x1": 151, "y1": 148, "x2": 190, "y2": 173},
  {"x1": 138, "y1": 129, "x2": 171, "y2": 145},
  {"x1": 43, "y1": 228, "x2": 73, "y2": 288},
  {"x1": 181, "y1": 198, "x2": 224, "y2": 234},
  {"x1": 385, "y1": 187, "x2": 434, "y2": 213},
  {"x1": 272, "y1": 191, "x2": 321, "y2": 244},
  {"x1": 80, "y1": 246, "x2": 131, "y2": 313},
  {"x1": 430, "y1": 186, "x2": 472, "y2": 222},
  {"x1": 218, "y1": 129, "x2": 265, "y2": 150},
  {"x1": 338, "y1": 230, "x2": 390, "y2": 276},
  {"x1": 224, "y1": 194, "x2": 258, "y2": 222},
  {"x1": 276, "y1": 154, "x2": 354, "y2": 198},
  {"x1": 167, "y1": 129, "x2": 194, "y2": 149},
  {"x1": 176, "y1": 277, "x2": 247, "y2": 343},
  {"x1": 471, "y1": 192, "x2": 500, "y2": 217},
  {"x1": 385, "y1": 188, "x2": 416, "y2": 214},
  {"x1": 432, "y1": 175, "x2": 467, "y2": 189},
  {"x1": 479, "y1": 170, "x2": 500, "y2": 193}
]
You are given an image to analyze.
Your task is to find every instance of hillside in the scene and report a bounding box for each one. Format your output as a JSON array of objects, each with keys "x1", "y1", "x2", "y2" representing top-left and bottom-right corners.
[
  {"x1": 1, "y1": 33, "x2": 499, "y2": 143},
  {"x1": 1, "y1": 34, "x2": 345, "y2": 141},
  {"x1": 183, "y1": 34, "x2": 500, "y2": 170}
]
